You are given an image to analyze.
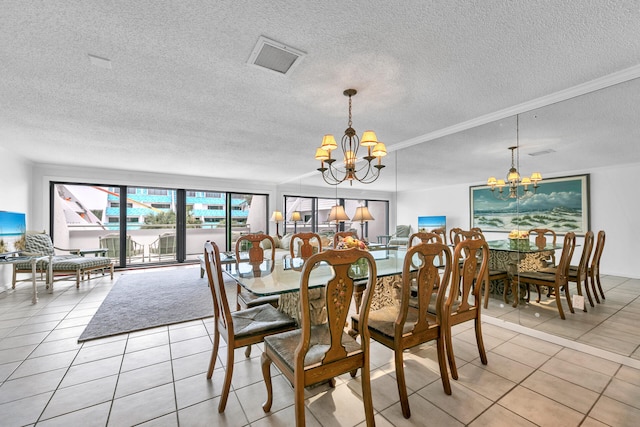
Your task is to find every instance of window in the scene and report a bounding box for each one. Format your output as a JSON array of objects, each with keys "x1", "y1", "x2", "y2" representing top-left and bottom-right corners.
[
  {"x1": 151, "y1": 203, "x2": 171, "y2": 209},
  {"x1": 148, "y1": 189, "x2": 169, "y2": 196}
]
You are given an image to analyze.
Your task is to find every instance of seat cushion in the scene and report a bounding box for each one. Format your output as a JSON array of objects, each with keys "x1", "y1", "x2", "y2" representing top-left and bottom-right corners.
[
  {"x1": 238, "y1": 290, "x2": 279, "y2": 308},
  {"x1": 231, "y1": 304, "x2": 295, "y2": 339},
  {"x1": 264, "y1": 324, "x2": 360, "y2": 369},
  {"x1": 14, "y1": 255, "x2": 80, "y2": 270},
  {"x1": 51, "y1": 257, "x2": 112, "y2": 271}
]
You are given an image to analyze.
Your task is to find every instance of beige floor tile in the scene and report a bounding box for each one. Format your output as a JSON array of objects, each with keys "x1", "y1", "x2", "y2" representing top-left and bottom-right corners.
[
  {"x1": 36, "y1": 401, "x2": 111, "y2": 427},
  {"x1": 498, "y1": 386, "x2": 584, "y2": 426},
  {"x1": 108, "y1": 383, "x2": 176, "y2": 426},
  {"x1": 468, "y1": 403, "x2": 536, "y2": 427},
  {"x1": 579, "y1": 417, "x2": 611, "y2": 427},
  {"x1": 0, "y1": 368, "x2": 66, "y2": 404},
  {"x1": 616, "y1": 364, "x2": 640, "y2": 387},
  {"x1": 471, "y1": 350, "x2": 536, "y2": 383},
  {"x1": 124, "y1": 330, "x2": 170, "y2": 353},
  {"x1": 169, "y1": 335, "x2": 212, "y2": 359},
  {"x1": 455, "y1": 363, "x2": 517, "y2": 402},
  {"x1": 380, "y1": 393, "x2": 463, "y2": 426},
  {"x1": 508, "y1": 333, "x2": 562, "y2": 356},
  {"x1": 73, "y1": 339, "x2": 127, "y2": 365},
  {"x1": 121, "y1": 344, "x2": 171, "y2": 372},
  {"x1": 521, "y1": 370, "x2": 599, "y2": 413},
  {"x1": 168, "y1": 322, "x2": 209, "y2": 343},
  {"x1": 540, "y1": 357, "x2": 613, "y2": 393},
  {"x1": 419, "y1": 377, "x2": 492, "y2": 424},
  {"x1": 554, "y1": 347, "x2": 620, "y2": 376},
  {"x1": 589, "y1": 395, "x2": 640, "y2": 427},
  {"x1": 490, "y1": 340, "x2": 551, "y2": 368},
  {"x1": 306, "y1": 382, "x2": 372, "y2": 427},
  {"x1": 115, "y1": 360, "x2": 174, "y2": 398},
  {"x1": 171, "y1": 349, "x2": 211, "y2": 381},
  {"x1": 250, "y1": 402, "x2": 321, "y2": 427},
  {"x1": 237, "y1": 374, "x2": 294, "y2": 422},
  {"x1": 136, "y1": 412, "x2": 179, "y2": 426},
  {"x1": 0, "y1": 391, "x2": 53, "y2": 426},
  {"x1": 59, "y1": 355, "x2": 123, "y2": 388},
  {"x1": 603, "y1": 377, "x2": 640, "y2": 410},
  {"x1": 40, "y1": 375, "x2": 118, "y2": 420}
]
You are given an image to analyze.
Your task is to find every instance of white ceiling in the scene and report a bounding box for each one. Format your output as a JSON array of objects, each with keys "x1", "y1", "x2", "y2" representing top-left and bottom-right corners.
[{"x1": 2, "y1": 1, "x2": 640, "y2": 192}]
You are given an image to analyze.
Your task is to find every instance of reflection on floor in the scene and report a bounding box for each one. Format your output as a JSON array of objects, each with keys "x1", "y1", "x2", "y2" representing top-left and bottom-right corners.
[
  {"x1": 1, "y1": 267, "x2": 639, "y2": 426},
  {"x1": 484, "y1": 275, "x2": 640, "y2": 360}
]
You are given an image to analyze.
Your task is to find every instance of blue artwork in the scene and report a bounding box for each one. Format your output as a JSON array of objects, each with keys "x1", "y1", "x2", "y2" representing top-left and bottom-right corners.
[
  {"x1": 470, "y1": 175, "x2": 589, "y2": 234},
  {"x1": 0, "y1": 211, "x2": 26, "y2": 252},
  {"x1": 418, "y1": 215, "x2": 446, "y2": 231}
]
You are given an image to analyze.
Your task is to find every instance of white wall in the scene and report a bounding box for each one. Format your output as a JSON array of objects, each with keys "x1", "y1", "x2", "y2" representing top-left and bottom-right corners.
[
  {"x1": 397, "y1": 162, "x2": 640, "y2": 278},
  {"x1": 0, "y1": 148, "x2": 33, "y2": 290}
]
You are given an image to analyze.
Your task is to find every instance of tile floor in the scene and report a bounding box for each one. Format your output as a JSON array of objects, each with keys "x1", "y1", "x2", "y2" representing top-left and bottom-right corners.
[{"x1": 1, "y1": 267, "x2": 640, "y2": 426}]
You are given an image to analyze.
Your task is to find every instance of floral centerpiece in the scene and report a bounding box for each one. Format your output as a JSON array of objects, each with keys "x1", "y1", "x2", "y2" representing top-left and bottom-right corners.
[
  {"x1": 508, "y1": 229, "x2": 530, "y2": 250},
  {"x1": 336, "y1": 236, "x2": 369, "y2": 278}
]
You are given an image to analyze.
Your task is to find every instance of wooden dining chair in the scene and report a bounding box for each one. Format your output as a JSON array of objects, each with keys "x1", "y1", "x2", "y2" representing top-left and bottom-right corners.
[
  {"x1": 351, "y1": 241, "x2": 453, "y2": 419},
  {"x1": 441, "y1": 237, "x2": 490, "y2": 380},
  {"x1": 528, "y1": 228, "x2": 557, "y2": 266},
  {"x1": 261, "y1": 248, "x2": 377, "y2": 427},
  {"x1": 450, "y1": 229, "x2": 507, "y2": 308},
  {"x1": 289, "y1": 232, "x2": 322, "y2": 260},
  {"x1": 203, "y1": 241, "x2": 296, "y2": 413},
  {"x1": 539, "y1": 231, "x2": 594, "y2": 310},
  {"x1": 333, "y1": 230, "x2": 358, "y2": 247},
  {"x1": 514, "y1": 232, "x2": 577, "y2": 319},
  {"x1": 589, "y1": 230, "x2": 606, "y2": 302},
  {"x1": 234, "y1": 233, "x2": 279, "y2": 311},
  {"x1": 430, "y1": 227, "x2": 447, "y2": 245}
]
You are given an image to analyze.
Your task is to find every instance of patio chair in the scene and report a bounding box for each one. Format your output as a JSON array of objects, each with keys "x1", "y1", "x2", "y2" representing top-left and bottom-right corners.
[
  {"x1": 148, "y1": 232, "x2": 176, "y2": 261},
  {"x1": 99, "y1": 233, "x2": 145, "y2": 263},
  {"x1": 388, "y1": 224, "x2": 411, "y2": 246},
  {"x1": 12, "y1": 232, "x2": 113, "y2": 289}
]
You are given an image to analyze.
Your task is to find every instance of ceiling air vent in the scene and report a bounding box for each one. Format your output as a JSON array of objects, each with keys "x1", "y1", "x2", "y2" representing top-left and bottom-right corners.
[{"x1": 247, "y1": 36, "x2": 305, "y2": 76}]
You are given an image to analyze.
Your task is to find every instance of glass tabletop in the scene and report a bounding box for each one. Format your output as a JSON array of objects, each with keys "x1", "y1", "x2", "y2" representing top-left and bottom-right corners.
[
  {"x1": 231, "y1": 247, "x2": 411, "y2": 296},
  {"x1": 486, "y1": 239, "x2": 562, "y2": 253}
]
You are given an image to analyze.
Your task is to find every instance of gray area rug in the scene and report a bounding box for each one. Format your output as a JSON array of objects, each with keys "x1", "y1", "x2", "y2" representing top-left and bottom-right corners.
[{"x1": 78, "y1": 268, "x2": 219, "y2": 342}]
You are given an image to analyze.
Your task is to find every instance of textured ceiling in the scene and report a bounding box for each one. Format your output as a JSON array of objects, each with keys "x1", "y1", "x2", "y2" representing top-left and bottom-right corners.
[{"x1": 2, "y1": 0, "x2": 640, "y2": 191}]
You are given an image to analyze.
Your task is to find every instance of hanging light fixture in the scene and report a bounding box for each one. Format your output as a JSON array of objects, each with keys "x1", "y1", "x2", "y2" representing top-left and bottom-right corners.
[
  {"x1": 315, "y1": 89, "x2": 387, "y2": 185},
  {"x1": 486, "y1": 115, "x2": 542, "y2": 200}
]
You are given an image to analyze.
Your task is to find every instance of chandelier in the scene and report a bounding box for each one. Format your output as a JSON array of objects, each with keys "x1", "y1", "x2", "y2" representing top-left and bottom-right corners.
[
  {"x1": 314, "y1": 89, "x2": 387, "y2": 185},
  {"x1": 486, "y1": 115, "x2": 542, "y2": 200}
]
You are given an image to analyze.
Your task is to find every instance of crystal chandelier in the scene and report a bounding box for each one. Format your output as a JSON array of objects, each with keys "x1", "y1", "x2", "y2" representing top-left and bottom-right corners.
[
  {"x1": 486, "y1": 115, "x2": 542, "y2": 200},
  {"x1": 314, "y1": 89, "x2": 387, "y2": 185}
]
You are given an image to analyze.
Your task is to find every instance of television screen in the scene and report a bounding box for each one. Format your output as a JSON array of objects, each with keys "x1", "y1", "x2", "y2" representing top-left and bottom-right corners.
[
  {"x1": 0, "y1": 211, "x2": 26, "y2": 253},
  {"x1": 418, "y1": 215, "x2": 446, "y2": 232}
]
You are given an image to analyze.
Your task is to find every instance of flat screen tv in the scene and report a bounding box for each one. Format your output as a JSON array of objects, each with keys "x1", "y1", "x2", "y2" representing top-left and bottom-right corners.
[
  {"x1": 417, "y1": 215, "x2": 446, "y2": 232},
  {"x1": 0, "y1": 211, "x2": 26, "y2": 253}
]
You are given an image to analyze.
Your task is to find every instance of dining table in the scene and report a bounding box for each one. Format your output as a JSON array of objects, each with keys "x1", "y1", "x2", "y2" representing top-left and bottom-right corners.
[
  {"x1": 229, "y1": 245, "x2": 412, "y2": 324},
  {"x1": 486, "y1": 239, "x2": 563, "y2": 305}
]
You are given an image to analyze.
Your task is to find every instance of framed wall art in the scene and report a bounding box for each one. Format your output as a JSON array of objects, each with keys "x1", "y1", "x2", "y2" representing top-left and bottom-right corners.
[{"x1": 470, "y1": 174, "x2": 590, "y2": 234}]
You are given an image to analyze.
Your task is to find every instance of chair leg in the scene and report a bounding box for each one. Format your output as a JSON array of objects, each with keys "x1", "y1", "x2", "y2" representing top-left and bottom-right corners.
[
  {"x1": 534, "y1": 285, "x2": 541, "y2": 303},
  {"x1": 218, "y1": 340, "x2": 235, "y2": 413},
  {"x1": 503, "y1": 279, "x2": 510, "y2": 304},
  {"x1": 482, "y1": 279, "x2": 490, "y2": 309},
  {"x1": 261, "y1": 352, "x2": 273, "y2": 412},
  {"x1": 436, "y1": 336, "x2": 452, "y2": 396},
  {"x1": 207, "y1": 331, "x2": 220, "y2": 379},
  {"x1": 394, "y1": 347, "x2": 411, "y2": 419},
  {"x1": 596, "y1": 272, "x2": 605, "y2": 300},
  {"x1": 554, "y1": 286, "x2": 566, "y2": 320},
  {"x1": 245, "y1": 345, "x2": 252, "y2": 358},
  {"x1": 589, "y1": 274, "x2": 601, "y2": 304},
  {"x1": 474, "y1": 317, "x2": 488, "y2": 365},
  {"x1": 294, "y1": 375, "x2": 306, "y2": 427},
  {"x1": 564, "y1": 283, "x2": 575, "y2": 314},
  {"x1": 444, "y1": 320, "x2": 458, "y2": 380},
  {"x1": 360, "y1": 357, "x2": 375, "y2": 427},
  {"x1": 582, "y1": 274, "x2": 595, "y2": 307}
]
